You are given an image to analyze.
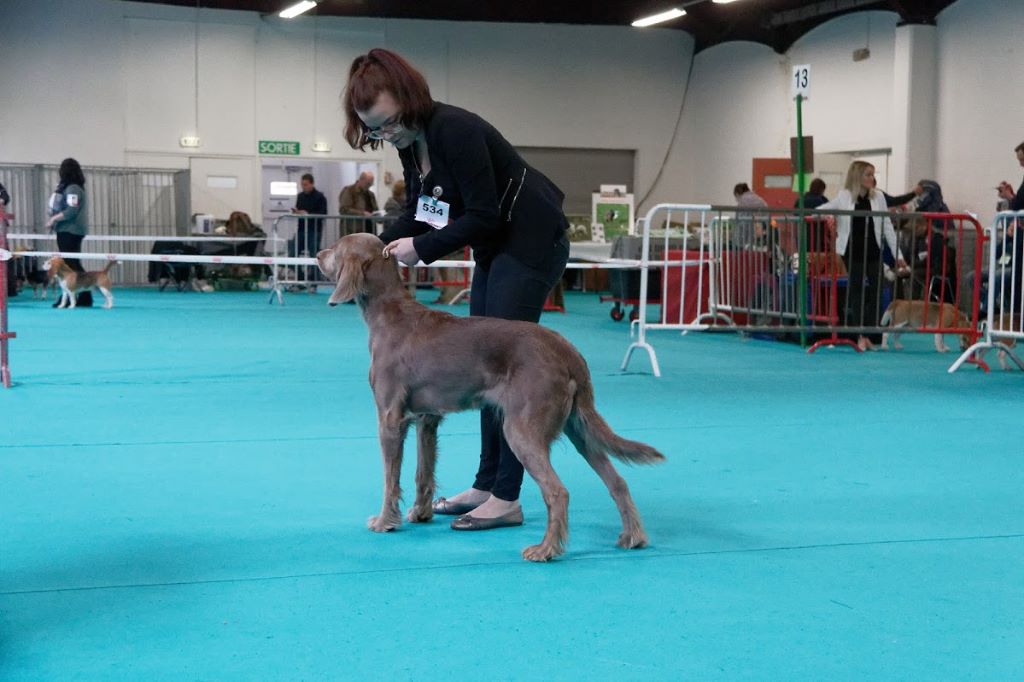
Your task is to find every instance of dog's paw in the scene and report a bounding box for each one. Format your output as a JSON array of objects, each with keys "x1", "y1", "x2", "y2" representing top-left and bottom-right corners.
[
  {"x1": 521, "y1": 543, "x2": 561, "y2": 563},
  {"x1": 367, "y1": 514, "x2": 401, "y2": 533},
  {"x1": 406, "y1": 506, "x2": 433, "y2": 523},
  {"x1": 617, "y1": 530, "x2": 649, "y2": 550}
]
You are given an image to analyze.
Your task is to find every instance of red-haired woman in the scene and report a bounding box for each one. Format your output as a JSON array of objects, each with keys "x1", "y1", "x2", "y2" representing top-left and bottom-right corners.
[{"x1": 343, "y1": 49, "x2": 570, "y2": 531}]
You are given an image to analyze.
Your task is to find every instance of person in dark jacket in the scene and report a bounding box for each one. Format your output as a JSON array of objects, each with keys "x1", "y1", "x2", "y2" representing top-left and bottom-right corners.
[
  {"x1": 997, "y1": 141, "x2": 1024, "y2": 211},
  {"x1": 343, "y1": 48, "x2": 569, "y2": 530},
  {"x1": 45, "y1": 158, "x2": 92, "y2": 307},
  {"x1": 794, "y1": 177, "x2": 829, "y2": 209},
  {"x1": 291, "y1": 173, "x2": 328, "y2": 285},
  {"x1": 2, "y1": 181, "x2": 15, "y2": 297}
]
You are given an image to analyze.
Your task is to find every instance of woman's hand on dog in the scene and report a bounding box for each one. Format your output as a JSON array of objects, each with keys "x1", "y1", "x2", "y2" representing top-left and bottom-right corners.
[{"x1": 383, "y1": 237, "x2": 420, "y2": 266}]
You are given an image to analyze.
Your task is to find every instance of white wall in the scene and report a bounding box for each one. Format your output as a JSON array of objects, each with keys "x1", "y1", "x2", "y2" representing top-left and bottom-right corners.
[
  {"x1": 0, "y1": 0, "x2": 693, "y2": 220},
  {"x1": 665, "y1": 41, "x2": 791, "y2": 206},
  {"x1": 658, "y1": 11, "x2": 902, "y2": 207},
  {"x1": 935, "y1": 0, "x2": 1024, "y2": 222},
  {"x1": 787, "y1": 11, "x2": 899, "y2": 156},
  {"x1": 673, "y1": 1, "x2": 1024, "y2": 225},
  {"x1": 0, "y1": 0, "x2": 125, "y2": 166}
]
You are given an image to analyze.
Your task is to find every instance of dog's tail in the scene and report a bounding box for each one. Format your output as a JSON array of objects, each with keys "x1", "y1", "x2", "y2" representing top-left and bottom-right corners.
[
  {"x1": 566, "y1": 364, "x2": 665, "y2": 465},
  {"x1": 102, "y1": 260, "x2": 118, "y2": 273}
]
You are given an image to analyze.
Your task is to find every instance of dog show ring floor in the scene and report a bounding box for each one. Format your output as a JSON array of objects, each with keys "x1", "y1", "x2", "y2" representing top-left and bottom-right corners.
[{"x1": 2, "y1": 288, "x2": 1022, "y2": 679}]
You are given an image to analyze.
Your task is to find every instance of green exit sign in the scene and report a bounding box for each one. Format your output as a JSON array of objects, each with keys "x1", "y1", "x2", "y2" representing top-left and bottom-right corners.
[{"x1": 258, "y1": 140, "x2": 301, "y2": 155}]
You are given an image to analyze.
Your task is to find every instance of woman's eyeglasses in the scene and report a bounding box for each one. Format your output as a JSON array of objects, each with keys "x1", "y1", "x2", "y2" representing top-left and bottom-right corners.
[{"x1": 364, "y1": 117, "x2": 403, "y2": 140}]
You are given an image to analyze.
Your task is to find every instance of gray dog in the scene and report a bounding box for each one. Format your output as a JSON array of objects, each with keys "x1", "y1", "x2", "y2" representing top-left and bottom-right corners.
[{"x1": 317, "y1": 233, "x2": 665, "y2": 562}]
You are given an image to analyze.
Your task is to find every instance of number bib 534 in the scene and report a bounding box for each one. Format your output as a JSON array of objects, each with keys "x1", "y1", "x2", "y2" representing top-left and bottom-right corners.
[{"x1": 416, "y1": 196, "x2": 450, "y2": 229}]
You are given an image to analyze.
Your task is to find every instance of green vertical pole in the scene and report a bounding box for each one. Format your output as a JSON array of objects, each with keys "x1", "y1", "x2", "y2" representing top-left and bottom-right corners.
[{"x1": 796, "y1": 94, "x2": 808, "y2": 347}]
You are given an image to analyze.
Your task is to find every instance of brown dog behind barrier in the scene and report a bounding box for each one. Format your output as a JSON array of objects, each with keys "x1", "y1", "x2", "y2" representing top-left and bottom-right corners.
[
  {"x1": 49, "y1": 256, "x2": 116, "y2": 309},
  {"x1": 879, "y1": 299, "x2": 972, "y2": 352},
  {"x1": 317, "y1": 233, "x2": 665, "y2": 562},
  {"x1": 989, "y1": 314, "x2": 1021, "y2": 370}
]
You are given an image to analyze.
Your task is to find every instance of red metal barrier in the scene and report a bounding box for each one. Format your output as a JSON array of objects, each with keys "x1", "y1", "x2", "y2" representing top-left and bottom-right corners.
[{"x1": 0, "y1": 205, "x2": 16, "y2": 388}]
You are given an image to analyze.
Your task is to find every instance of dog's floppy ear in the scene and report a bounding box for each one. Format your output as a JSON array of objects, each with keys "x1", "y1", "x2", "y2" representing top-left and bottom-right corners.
[{"x1": 328, "y1": 253, "x2": 365, "y2": 306}]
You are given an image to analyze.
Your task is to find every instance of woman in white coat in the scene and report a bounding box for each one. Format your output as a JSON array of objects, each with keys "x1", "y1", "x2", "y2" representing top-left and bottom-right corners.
[{"x1": 818, "y1": 161, "x2": 906, "y2": 351}]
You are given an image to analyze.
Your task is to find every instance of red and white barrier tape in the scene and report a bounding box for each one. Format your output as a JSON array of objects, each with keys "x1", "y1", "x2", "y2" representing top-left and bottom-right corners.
[
  {"x1": 13, "y1": 249, "x2": 650, "y2": 270},
  {"x1": 8, "y1": 233, "x2": 283, "y2": 243}
]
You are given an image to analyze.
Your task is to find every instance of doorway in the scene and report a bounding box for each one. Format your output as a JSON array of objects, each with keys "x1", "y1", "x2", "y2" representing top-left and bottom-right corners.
[{"x1": 260, "y1": 159, "x2": 379, "y2": 241}]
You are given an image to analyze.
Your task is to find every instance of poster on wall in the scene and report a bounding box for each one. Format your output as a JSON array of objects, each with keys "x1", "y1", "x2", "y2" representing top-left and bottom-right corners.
[{"x1": 591, "y1": 191, "x2": 635, "y2": 242}]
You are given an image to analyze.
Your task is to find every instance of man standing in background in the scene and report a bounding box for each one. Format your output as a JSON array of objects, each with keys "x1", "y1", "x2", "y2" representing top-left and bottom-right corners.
[
  {"x1": 339, "y1": 171, "x2": 378, "y2": 235},
  {"x1": 290, "y1": 173, "x2": 327, "y2": 289}
]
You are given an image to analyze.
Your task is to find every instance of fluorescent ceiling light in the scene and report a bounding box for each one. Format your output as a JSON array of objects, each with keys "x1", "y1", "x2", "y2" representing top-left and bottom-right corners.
[
  {"x1": 279, "y1": 1, "x2": 316, "y2": 19},
  {"x1": 632, "y1": 8, "x2": 686, "y2": 27},
  {"x1": 713, "y1": 1, "x2": 741, "y2": 4}
]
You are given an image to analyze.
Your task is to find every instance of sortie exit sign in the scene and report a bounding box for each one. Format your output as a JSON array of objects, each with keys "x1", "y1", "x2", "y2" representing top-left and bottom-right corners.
[{"x1": 258, "y1": 140, "x2": 300, "y2": 155}]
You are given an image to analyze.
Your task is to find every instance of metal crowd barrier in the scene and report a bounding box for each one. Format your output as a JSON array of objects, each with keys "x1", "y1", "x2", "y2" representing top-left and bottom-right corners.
[
  {"x1": 269, "y1": 213, "x2": 398, "y2": 303},
  {"x1": 950, "y1": 210, "x2": 1024, "y2": 372},
  {"x1": 621, "y1": 203, "x2": 986, "y2": 376},
  {"x1": 0, "y1": 163, "x2": 190, "y2": 285}
]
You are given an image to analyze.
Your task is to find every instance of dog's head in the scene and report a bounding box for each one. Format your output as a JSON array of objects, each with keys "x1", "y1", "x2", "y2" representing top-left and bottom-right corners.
[
  {"x1": 317, "y1": 233, "x2": 399, "y2": 306},
  {"x1": 226, "y1": 211, "x2": 254, "y2": 236},
  {"x1": 45, "y1": 256, "x2": 68, "y2": 276}
]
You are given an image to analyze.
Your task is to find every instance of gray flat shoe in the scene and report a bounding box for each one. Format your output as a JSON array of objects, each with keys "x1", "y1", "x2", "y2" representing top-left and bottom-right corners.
[
  {"x1": 450, "y1": 509, "x2": 524, "y2": 531},
  {"x1": 432, "y1": 497, "x2": 479, "y2": 516}
]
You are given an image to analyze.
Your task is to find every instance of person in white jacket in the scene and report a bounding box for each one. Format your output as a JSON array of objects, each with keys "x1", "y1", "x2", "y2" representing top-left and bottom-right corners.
[{"x1": 818, "y1": 161, "x2": 906, "y2": 351}]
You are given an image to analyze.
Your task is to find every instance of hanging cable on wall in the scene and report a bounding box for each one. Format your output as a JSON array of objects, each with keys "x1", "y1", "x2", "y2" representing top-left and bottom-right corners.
[
  {"x1": 194, "y1": 0, "x2": 200, "y2": 140},
  {"x1": 636, "y1": 46, "x2": 696, "y2": 209},
  {"x1": 312, "y1": 7, "x2": 319, "y2": 143}
]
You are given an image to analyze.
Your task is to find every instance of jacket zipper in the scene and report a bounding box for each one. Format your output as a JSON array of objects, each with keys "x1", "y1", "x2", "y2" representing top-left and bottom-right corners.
[{"x1": 506, "y1": 168, "x2": 526, "y2": 222}]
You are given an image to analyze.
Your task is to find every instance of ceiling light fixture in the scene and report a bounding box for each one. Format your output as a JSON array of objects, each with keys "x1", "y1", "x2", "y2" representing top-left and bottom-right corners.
[
  {"x1": 712, "y1": 0, "x2": 742, "y2": 4},
  {"x1": 279, "y1": 1, "x2": 317, "y2": 19},
  {"x1": 632, "y1": 8, "x2": 686, "y2": 27}
]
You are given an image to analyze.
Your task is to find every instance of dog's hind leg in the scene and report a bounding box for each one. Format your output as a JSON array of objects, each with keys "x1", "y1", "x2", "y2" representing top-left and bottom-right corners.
[
  {"x1": 407, "y1": 415, "x2": 441, "y2": 523},
  {"x1": 503, "y1": 415, "x2": 568, "y2": 562},
  {"x1": 99, "y1": 287, "x2": 114, "y2": 309},
  {"x1": 564, "y1": 420, "x2": 648, "y2": 550},
  {"x1": 368, "y1": 410, "x2": 409, "y2": 533}
]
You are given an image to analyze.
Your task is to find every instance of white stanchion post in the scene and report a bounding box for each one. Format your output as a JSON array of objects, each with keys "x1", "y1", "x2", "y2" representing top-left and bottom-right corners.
[{"x1": 269, "y1": 216, "x2": 285, "y2": 306}]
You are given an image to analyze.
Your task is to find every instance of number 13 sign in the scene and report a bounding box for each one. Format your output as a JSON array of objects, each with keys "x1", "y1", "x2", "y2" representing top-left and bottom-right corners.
[{"x1": 792, "y1": 64, "x2": 810, "y2": 100}]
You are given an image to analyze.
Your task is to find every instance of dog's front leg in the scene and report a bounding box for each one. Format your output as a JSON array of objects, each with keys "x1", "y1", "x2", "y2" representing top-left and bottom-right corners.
[
  {"x1": 368, "y1": 410, "x2": 409, "y2": 533},
  {"x1": 934, "y1": 333, "x2": 949, "y2": 353},
  {"x1": 61, "y1": 284, "x2": 74, "y2": 309},
  {"x1": 407, "y1": 415, "x2": 441, "y2": 523}
]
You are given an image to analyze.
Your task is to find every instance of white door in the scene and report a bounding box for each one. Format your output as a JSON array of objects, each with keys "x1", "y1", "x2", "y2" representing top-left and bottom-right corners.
[{"x1": 261, "y1": 163, "x2": 312, "y2": 240}]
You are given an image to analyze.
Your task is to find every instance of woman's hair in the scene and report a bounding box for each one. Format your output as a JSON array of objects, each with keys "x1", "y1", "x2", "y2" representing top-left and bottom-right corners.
[
  {"x1": 733, "y1": 182, "x2": 750, "y2": 196},
  {"x1": 343, "y1": 49, "x2": 433, "y2": 151},
  {"x1": 844, "y1": 161, "x2": 875, "y2": 198},
  {"x1": 391, "y1": 179, "x2": 406, "y2": 201},
  {"x1": 1015, "y1": 141, "x2": 1024, "y2": 154},
  {"x1": 809, "y1": 178, "x2": 826, "y2": 194},
  {"x1": 58, "y1": 158, "x2": 85, "y2": 187}
]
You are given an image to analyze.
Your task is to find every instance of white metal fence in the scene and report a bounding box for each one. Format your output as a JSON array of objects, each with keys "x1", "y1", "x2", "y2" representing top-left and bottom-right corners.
[
  {"x1": 0, "y1": 163, "x2": 190, "y2": 285},
  {"x1": 621, "y1": 203, "x2": 987, "y2": 376},
  {"x1": 951, "y1": 210, "x2": 1024, "y2": 371}
]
